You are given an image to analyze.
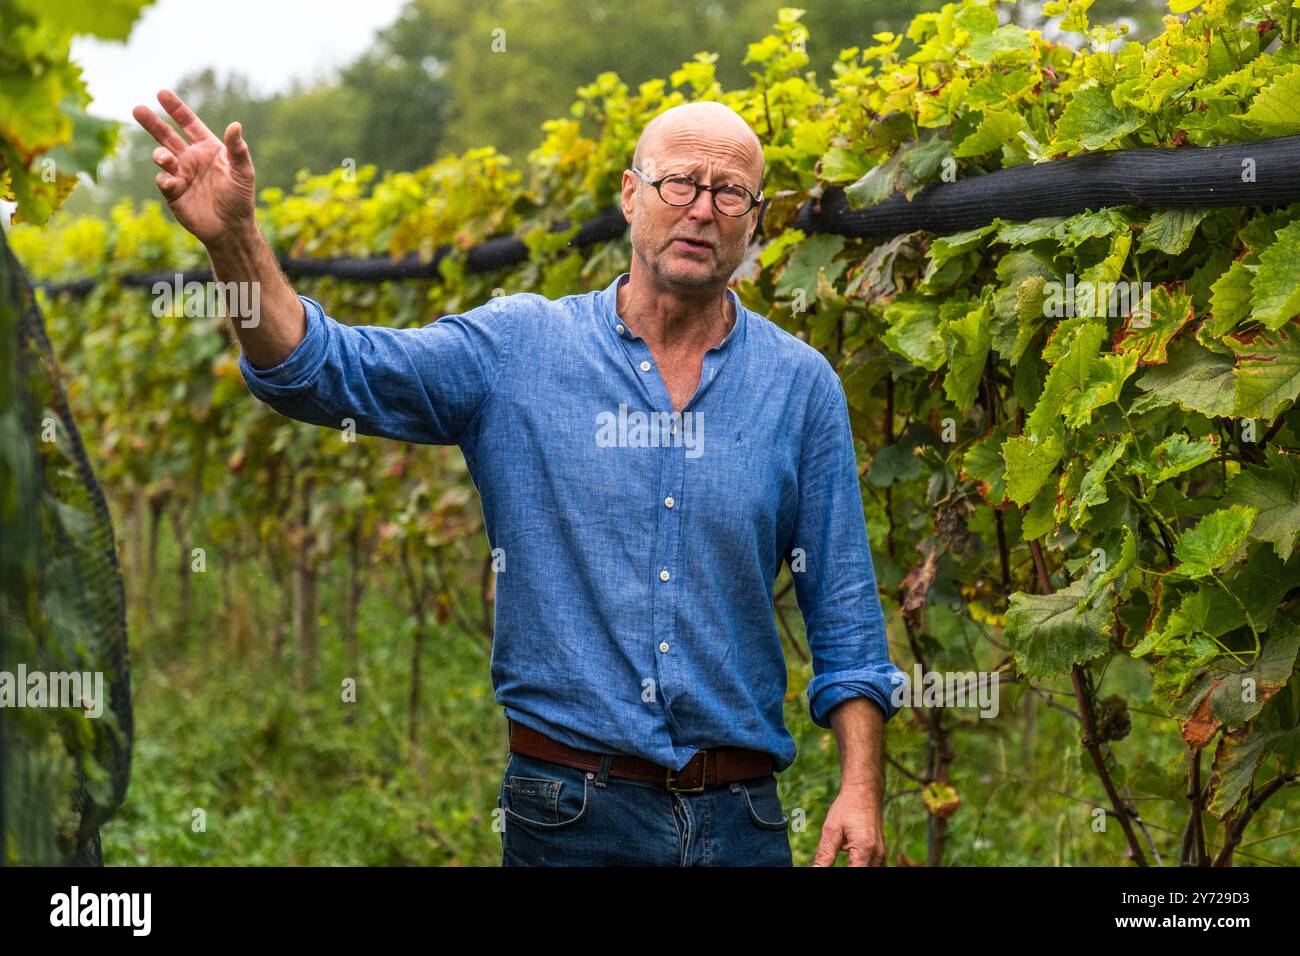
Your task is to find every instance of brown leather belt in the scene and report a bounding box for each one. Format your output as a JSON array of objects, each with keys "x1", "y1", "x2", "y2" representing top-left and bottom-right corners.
[{"x1": 507, "y1": 718, "x2": 774, "y2": 792}]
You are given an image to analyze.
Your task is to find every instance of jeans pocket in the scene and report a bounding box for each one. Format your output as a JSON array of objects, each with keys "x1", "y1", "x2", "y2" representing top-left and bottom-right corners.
[
  {"x1": 501, "y1": 752, "x2": 591, "y2": 831},
  {"x1": 737, "y1": 775, "x2": 789, "y2": 830}
]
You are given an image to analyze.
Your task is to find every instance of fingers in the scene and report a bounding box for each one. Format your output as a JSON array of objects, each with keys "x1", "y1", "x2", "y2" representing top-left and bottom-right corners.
[
  {"x1": 157, "y1": 88, "x2": 216, "y2": 143},
  {"x1": 155, "y1": 170, "x2": 184, "y2": 201},
  {"x1": 132, "y1": 103, "x2": 188, "y2": 155},
  {"x1": 151, "y1": 146, "x2": 178, "y2": 175},
  {"x1": 811, "y1": 835, "x2": 838, "y2": 866},
  {"x1": 224, "y1": 122, "x2": 252, "y2": 170}
]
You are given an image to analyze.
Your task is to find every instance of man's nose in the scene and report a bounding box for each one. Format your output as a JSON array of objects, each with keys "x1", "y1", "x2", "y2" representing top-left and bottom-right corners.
[{"x1": 684, "y1": 187, "x2": 717, "y2": 221}]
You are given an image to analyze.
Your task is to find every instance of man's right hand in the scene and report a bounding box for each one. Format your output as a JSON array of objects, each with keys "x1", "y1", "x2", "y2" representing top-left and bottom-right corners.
[
  {"x1": 132, "y1": 89, "x2": 256, "y2": 247},
  {"x1": 132, "y1": 88, "x2": 305, "y2": 370}
]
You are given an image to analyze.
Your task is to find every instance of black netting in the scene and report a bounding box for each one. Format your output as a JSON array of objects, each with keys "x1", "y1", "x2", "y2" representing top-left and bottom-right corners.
[{"x1": 0, "y1": 227, "x2": 132, "y2": 866}]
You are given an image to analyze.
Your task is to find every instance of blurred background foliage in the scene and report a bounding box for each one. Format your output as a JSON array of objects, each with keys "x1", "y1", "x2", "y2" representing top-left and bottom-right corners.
[{"x1": 64, "y1": 0, "x2": 1170, "y2": 217}]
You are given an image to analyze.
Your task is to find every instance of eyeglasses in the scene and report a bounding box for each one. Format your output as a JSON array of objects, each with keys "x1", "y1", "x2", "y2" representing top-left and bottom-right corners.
[{"x1": 629, "y1": 165, "x2": 762, "y2": 217}]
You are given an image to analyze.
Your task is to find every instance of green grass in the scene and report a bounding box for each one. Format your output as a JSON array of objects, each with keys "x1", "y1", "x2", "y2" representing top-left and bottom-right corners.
[{"x1": 101, "y1": 520, "x2": 1299, "y2": 866}]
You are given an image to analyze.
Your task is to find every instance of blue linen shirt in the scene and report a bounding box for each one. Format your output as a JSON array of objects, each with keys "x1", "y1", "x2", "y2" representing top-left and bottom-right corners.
[{"x1": 239, "y1": 271, "x2": 907, "y2": 773}]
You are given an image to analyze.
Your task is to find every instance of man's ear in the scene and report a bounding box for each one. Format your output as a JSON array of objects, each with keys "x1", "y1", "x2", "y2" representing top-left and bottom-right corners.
[{"x1": 620, "y1": 171, "x2": 636, "y2": 223}]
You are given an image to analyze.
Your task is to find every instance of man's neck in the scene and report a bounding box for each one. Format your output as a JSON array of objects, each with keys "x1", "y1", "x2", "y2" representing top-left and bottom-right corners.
[{"x1": 616, "y1": 277, "x2": 735, "y2": 353}]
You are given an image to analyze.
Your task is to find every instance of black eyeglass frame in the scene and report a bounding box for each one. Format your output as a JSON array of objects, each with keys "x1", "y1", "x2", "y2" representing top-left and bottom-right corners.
[{"x1": 629, "y1": 164, "x2": 763, "y2": 216}]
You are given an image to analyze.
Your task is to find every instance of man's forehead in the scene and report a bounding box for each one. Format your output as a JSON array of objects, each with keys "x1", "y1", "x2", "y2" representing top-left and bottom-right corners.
[{"x1": 644, "y1": 149, "x2": 756, "y2": 181}]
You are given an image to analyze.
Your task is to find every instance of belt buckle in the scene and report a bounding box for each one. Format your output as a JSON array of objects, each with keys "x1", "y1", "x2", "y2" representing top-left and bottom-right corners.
[{"x1": 666, "y1": 751, "x2": 708, "y2": 792}]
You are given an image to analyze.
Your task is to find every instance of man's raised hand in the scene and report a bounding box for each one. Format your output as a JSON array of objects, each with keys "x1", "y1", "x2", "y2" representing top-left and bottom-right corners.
[
  {"x1": 131, "y1": 89, "x2": 256, "y2": 247},
  {"x1": 131, "y1": 90, "x2": 304, "y2": 368}
]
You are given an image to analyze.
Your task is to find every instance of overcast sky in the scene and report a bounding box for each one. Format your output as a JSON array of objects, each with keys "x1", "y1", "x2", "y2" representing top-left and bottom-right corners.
[
  {"x1": 0, "y1": 0, "x2": 408, "y2": 224},
  {"x1": 72, "y1": 0, "x2": 410, "y2": 123}
]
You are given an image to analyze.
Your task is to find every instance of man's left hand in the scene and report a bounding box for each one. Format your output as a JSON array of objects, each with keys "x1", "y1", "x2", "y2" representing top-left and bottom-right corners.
[{"x1": 810, "y1": 784, "x2": 886, "y2": 866}]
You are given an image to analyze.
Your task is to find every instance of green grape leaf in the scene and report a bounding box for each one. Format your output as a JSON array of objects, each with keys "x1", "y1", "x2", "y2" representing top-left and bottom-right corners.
[
  {"x1": 953, "y1": 110, "x2": 1028, "y2": 158},
  {"x1": 1235, "y1": 63, "x2": 1300, "y2": 136},
  {"x1": 12, "y1": 0, "x2": 151, "y2": 40},
  {"x1": 924, "y1": 224, "x2": 994, "y2": 276},
  {"x1": 759, "y1": 228, "x2": 806, "y2": 269},
  {"x1": 1207, "y1": 258, "x2": 1254, "y2": 337},
  {"x1": 1026, "y1": 320, "x2": 1108, "y2": 436},
  {"x1": 1051, "y1": 84, "x2": 1141, "y2": 151},
  {"x1": 1132, "y1": 433, "x2": 1218, "y2": 485},
  {"x1": 845, "y1": 135, "x2": 952, "y2": 209},
  {"x1": 881, "y1": 295, "x2": 946, "y2": 371},
  {"x1": 1083, "y1": 524, "x2": 1138, "y2": 603},
  {"x1": 1174, "y1": 504, "x2": 1257, "y2": 579},
  {"x1": 1250, "y1": 219, "x2": 1300, "y2": 329},
  {"x1": 1131, "y1": 337, "x2": 1236, "y2": 417},
  {"x1": 943, "y1": 298, "x2": 992, "y2": 410},
  {"x1": 818, "y1": 146, "x2": 874, "y2": 185},
  {"x1": 995, "y1": 217, "x2": 1063, "y2": 246},
  {"x1": 867, "y1": 441, "x2": 923, "y2": 488},
  {"x1": 1002, "y1": 425, "x2": 1065, "y2": 506},
  {"x1": 1138, "y1": 208, "x2": 1211, "y2": 255},
  {"x1": 1005, "y1": 576, "x2": 1113, "y2": 679},
  {"x1": 1062, "y1": 208, "x2": 1130, "y2": 246},
  {"x1": 1022, "y1": 478, "x2": 1058, "y2": 540},
  {"x1": 1224, "y1": 448, "x2": 1300, "y2": 561},
  {"x1": 1153, "y1": 548, "x2": 1300, "y2": 652},
  {"x1": 1062, "y1": 350, "x2": 1139, "y2": 428},
  {"x1": 1208, "y1": 619, "x2": 1300, "y2": 732},
  {"x1": 1229, "y1": 322, "x2": 1300, "y2": 421},
  {"x1": 965, "y1": 24, "x2": 1035, "y2": 65},
  {"x1": 1071, "y1": 436, "x2": 1130, "y2": 525},
  {"x1": 961, "y1": 423, "x2": 1011, "y2": 505},
  {"x1": 776, "y1": 234, "x2": 847, "y2": 298}
]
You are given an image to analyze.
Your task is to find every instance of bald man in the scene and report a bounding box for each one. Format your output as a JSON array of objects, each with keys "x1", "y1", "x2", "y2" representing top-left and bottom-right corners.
[{"x1": 133, "y1": 90, "x2": 908, "y2": 868}]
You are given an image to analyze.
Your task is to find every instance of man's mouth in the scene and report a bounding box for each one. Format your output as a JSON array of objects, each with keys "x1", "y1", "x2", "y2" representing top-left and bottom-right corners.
[{"x1": 672, "y1": 237, "x2": 713, "y2": 251}]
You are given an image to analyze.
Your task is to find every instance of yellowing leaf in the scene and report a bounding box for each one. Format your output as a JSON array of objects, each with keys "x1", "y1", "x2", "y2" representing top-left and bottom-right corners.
[{"x1": 1229, "y1": 322, "x2": 1300, "y2": 420}]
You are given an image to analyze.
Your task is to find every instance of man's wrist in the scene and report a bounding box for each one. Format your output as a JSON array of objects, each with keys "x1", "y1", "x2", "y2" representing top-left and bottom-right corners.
[
  {"x1": 205, "y1": 218, "x2": 262, "y2": 257},
  {"x1": 839, "y1": 778, "x2": 882, "y2": 797}
]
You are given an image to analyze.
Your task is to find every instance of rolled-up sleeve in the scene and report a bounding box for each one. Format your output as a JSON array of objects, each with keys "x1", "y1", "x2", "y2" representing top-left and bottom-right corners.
[
  {"x1": 787, "y1": 367, "x2": 909, "y2": 728},
  {"x1": 238, "y1": 293, "x2": 517, "y2": 446}
]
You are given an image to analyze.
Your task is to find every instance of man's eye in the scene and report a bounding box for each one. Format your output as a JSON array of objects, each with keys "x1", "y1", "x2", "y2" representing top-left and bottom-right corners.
[{"x1": 718, "y1": 185, "x2": 747, "y2": 197}]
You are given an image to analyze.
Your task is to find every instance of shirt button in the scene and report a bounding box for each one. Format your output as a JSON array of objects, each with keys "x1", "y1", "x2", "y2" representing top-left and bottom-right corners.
[
  {"x1": 659, "y1": 568, "x2": 670, "y2": 582},
  {"x1": 640, "y1": 360, "x2": 651, "y2": 372},
  {"x1": 671, "y1": 421, "x2": 679, "y2": 434},
  {"x1": 664, "y1": 496, "x2": 674, "y2": 508},
  {"x1": 615, "y1": 323, "x2": 625, "y2": 335},
  {"x1": 659, "y1": 642, "x2": 670, "y2": 653}
]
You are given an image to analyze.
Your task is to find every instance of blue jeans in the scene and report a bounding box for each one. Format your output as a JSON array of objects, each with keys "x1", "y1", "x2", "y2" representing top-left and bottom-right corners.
[{"x1": 497, "y1": 750, "x2": 793, "y2": 866}]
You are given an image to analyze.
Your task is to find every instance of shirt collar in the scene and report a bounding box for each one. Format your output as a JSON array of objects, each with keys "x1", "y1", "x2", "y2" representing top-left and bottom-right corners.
[{"x1": 601, "y1": 271, "x2": 746, "y2": 352}]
